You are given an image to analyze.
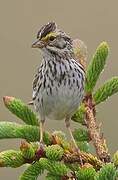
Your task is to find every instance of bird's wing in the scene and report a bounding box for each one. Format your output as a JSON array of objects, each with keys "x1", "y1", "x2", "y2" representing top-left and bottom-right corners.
[
  {"x1": 73, "y1": 39, "x2": 87, "y2": 71},
  {"x1": 27, "y1": 70, "x2": 39, "y2": 105},
  {"x1": 32, "y1": 68, "x2": 40, "y2": 101}
]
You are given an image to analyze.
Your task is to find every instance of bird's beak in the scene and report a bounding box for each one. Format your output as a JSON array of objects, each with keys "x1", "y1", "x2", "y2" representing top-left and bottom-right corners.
[{"x1": 32, "y1": 39, "x2": 45, "y2": 48}]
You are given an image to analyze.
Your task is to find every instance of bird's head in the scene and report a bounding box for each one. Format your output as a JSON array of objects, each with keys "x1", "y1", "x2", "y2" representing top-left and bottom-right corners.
[{"x1": 32, "y1": 22, "x2": 73, "y2": 56}]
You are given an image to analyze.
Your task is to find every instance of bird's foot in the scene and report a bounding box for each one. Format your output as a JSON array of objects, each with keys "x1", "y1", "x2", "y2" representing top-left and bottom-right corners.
[
  {"x1": 74, "y1": 147, "x2": 83, "y2": 166},
  {"x1": 35, "y1": 141, "x2": 45, "y2": 160},
  {"x1": 39, "y1": 141, "x2": 45, "y2": 149}
]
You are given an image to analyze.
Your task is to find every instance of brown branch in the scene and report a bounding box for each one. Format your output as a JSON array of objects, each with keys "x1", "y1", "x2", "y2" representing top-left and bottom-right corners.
[
  {"x1": 84, "y1": 94, "x2": 110, "y2": 162},
  {"x1": 63, "y1": 151, "x2": 103, "y2": 170}
]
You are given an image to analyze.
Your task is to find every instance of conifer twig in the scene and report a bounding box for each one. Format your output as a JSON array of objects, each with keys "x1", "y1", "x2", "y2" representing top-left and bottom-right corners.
[{"x1": 84, "y1": 94, "x2": 110, "y2": 162}]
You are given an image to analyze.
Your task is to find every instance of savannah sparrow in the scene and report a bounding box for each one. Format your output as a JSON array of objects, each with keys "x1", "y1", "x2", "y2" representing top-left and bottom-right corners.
[{"x1": 32, "y1": 22, "x2": 85, "y2": 149}]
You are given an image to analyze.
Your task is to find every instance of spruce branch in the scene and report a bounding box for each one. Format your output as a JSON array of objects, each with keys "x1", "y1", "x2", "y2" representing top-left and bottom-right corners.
[
  {"x1": 71, "y1": 103, "x2": 86, "y2": 125},
  {"x1": 19, "y1": 161, "x2": 44, "y2": 180},
  {"x1": 75, "y1": 166, "x2": 96, "y2": 180},
  {"x1": 0, "y1": 150, "x2": 25, "y2": 168},
  {"x1": 94, "y1": 163, "x2": 118, "y2": 180},
  {"x1": 76, "y1": 141, "x2": 90, "y2": 153},
  {"x1": 0, "y1": 122, "x2": 52, "y2": 144},
  {"x1": 0, "y1": 122, "x2": 39, "y2": 141},
  {"x1": 45, "y1": 145, "x2": 64, "y2": 161},
  {"x1": 72, "y1": 76, "x2": 118, "y2": 124},
  {"x1": 85, "y1": 42, "x2": 109, "y2": 93},
  {"x1": 94, "y1": 77, "x2": 118, "y2": 105},
  {"x1": 20, "y1": 141, "x2": 36, "y2": 159},
  {"x1": 3, "y1": 96, "x2": 39, "y2": 126},
  {"x1": 46, "y1": 173, "x2": 61, "y2": 180},
  {"x1": 84, "y1": 94, "x2": 110, "y2": 162},
  {"x1": 39, "y1": 158, "x2": 70, "y2": 176},
  {"x1": 0, "y1": 138, "x2": 103, "y2": 170},
  {"x1": 113, "y1": 151, "x2": 118, "y2": 167},
  {"x1": 73, "y1": 128, "x2": 90, "y2": 142}
]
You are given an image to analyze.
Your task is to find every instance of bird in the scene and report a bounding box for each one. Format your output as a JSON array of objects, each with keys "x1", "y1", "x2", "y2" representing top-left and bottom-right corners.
[{"x1": 31, "y1": 22, "x2": 85, "y2": 150}]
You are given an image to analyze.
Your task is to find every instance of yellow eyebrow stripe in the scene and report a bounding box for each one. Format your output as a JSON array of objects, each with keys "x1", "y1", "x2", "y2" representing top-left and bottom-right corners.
[{"x1": 41, "y1": 32, "x2": 57, "y2": 41}]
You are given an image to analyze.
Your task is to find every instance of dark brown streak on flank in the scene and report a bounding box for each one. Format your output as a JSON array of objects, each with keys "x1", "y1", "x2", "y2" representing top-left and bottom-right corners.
[
  {"x1": 47, "y1": 72, "x2": 54, "y2": 87},
  {"x1": 75, "y1": 68, "x2": 85, "y2": 84},
  {"x1": 48, "y1": 61, "x2": 53, "y2": 75},
  {"x1": 56, "y1": 61, "x2": 67, "y2": 85},
  {"x1": 43, "y1": 60, "x2": 46, "y2": 70},
  {"x1": 43, "y1": 77, "x2": 46, "y2": 88},
  {"x1": 68, "y1": 78, "x2": 71, "y2": 86},
  {"x1": 52, "y1": 61, "x2": 57, "y2": 76},
  {"x1": 47, "y1": 84, "x2": 52, "y2": 95},
  {"x1": 33, "y1": 75, "x2": 39, "y2": 90},
  {"x1": 74, "y1": 61, "x2": 85, "y2": 73},
  {"x1": 64, "y1": 78, "x2": 66, "y2": 86},
  {"x1": 61, "y1": 61, "x2": 69, "y2": 77},
  {"x1": 32, "y1": 83, "x2": 42, "y2": 101},
  {"x1": 39, "y1": 72, "x2": 43, "y2": 80},
  {"x1": 76, "y1": 79, "x2": 80, "y2": 89},
  {"x1": 73, "y1": 79, "x2": 75, "y2": 83}
]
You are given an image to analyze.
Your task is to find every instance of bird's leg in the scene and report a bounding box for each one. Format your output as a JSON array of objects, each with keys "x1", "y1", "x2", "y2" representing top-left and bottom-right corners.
[
  {"x1": 39, "y1": 119, "x2": 45, "y2": 145},
  {"x1": 65, "y1": 117, "x2": 83, "y2": 166},
  {"x1": 35, "y1": 119, "x2": 45, "y2": 161},
  {"x1": 65, "y1": 117, "x2": 78, "y2": 149}
]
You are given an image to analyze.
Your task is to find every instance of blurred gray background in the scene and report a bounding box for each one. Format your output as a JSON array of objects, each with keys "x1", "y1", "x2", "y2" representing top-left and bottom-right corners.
[{"x1": 0, "y1": 0, "x2": 118, "y2": 179}]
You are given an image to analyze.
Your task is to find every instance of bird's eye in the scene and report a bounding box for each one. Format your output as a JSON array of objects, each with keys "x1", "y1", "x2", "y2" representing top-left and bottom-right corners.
[{"x1": 49, "y1": 36, "x2": 55, "y2": 41}]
